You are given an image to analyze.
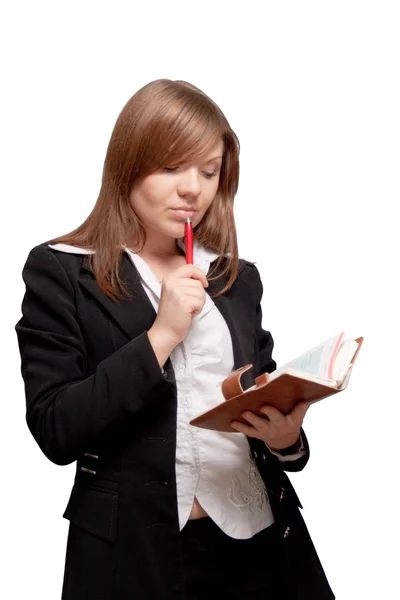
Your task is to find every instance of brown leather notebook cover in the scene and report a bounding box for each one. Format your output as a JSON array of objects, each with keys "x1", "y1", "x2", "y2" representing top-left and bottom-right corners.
[{"x1": 190, "y1": 337, "x2": 363, "y2": 433}]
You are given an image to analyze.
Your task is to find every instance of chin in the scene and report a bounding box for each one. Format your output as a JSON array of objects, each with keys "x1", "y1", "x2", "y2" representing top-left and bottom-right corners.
[{"x1": 154, "y1": 223, "x2": 185, "y2": 240}]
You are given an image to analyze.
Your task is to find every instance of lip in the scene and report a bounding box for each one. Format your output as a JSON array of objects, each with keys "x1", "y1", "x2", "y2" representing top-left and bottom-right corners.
[{"x1": 171, "y1": 208, "x2": 197, "y2": 219}]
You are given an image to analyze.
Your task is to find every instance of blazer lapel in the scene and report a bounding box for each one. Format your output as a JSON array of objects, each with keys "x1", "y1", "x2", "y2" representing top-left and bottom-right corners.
[
  {"x1": 78, "y1": 253, "x2": 157, "y2": 341},
  {"x1": 78, "y1": 254, "x2": 252, "y2": 379}
]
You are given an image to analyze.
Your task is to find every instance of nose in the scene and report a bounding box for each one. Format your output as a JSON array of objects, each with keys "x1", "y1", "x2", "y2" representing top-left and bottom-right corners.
[{"x1": 177, "y1": 167, "x2": 201, "y2": 198}]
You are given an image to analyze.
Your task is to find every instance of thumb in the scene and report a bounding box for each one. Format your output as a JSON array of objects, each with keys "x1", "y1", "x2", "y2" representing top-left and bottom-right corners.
[{"x1": 291, "y1": 401, "x2": 311, "y2": 422}]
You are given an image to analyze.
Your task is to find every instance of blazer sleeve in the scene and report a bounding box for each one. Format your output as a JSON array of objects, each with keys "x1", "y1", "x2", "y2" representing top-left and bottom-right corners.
[
  {"x1": 15, "y1": 246, "x2": 174, "y2": 466},
  {"x1": 252, "y1": 264, "x2": 310, "y2": 472}
]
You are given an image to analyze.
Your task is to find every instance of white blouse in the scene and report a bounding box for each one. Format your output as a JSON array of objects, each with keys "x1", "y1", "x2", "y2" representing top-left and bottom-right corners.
[{"x1": 49, "y1": 242, "x2": 304, "y2": 539}]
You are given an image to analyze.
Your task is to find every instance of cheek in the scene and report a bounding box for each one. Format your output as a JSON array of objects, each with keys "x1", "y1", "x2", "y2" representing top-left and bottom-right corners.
[
  {"x1": 129, "y1": 192, "x2": 145, "y2": 221},
  {"x1": 137, "y1": 175, "x2": 173, "y2": 210},
  {"x1": 130, "y1": 183, "x2": 159, "y2": 219},
  {"x1": 211, "y1": 175, "x2": 221, "y2": 195},
  {"x1": 203, "y1": 181, "x2": 220, "y2": 208}
]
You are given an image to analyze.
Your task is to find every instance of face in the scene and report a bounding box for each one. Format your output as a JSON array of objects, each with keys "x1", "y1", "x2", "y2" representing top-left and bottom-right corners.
[{"x1": 129, "y1": 141, "x2": 223, "y2": 249}]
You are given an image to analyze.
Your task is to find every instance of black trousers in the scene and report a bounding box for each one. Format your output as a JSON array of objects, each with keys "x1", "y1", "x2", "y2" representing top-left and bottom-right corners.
[{"x1": 180, "y1": 517, "x2": 283, "y2": 600}]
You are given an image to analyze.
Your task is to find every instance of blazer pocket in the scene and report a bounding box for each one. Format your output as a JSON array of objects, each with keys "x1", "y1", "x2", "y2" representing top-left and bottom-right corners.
[{"x1": 63, "y1": 481, "x2": 118, "y2": 542}]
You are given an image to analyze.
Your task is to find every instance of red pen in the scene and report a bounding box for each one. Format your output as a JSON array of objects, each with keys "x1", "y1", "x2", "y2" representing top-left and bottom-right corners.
[{"x1": 185, "y1": 217, "x2": 193, "y2": 264}]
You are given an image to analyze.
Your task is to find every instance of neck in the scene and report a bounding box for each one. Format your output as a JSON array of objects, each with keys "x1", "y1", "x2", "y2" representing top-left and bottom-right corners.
[{"x1": 129, "y1": 231, "x2": 183, "y2": 260}]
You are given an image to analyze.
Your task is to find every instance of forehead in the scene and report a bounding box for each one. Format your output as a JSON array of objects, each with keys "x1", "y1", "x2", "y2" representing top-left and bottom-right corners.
[{"x1": 191, "y1": 140, "x2": 224, "y2": 163}]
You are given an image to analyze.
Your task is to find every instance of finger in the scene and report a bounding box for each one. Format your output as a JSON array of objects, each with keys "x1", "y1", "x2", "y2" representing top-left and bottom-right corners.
[
  {"x1": 231, "y1": 421, "x2": 260, "y2": 438},
  {"x1": 173, "y1": 279, "x2": 207, "y2": 292},
  {"x1": 241, "y1": 411, "x2": 269, "y2": 431},
  {"x1": 259, "y1": 405, "x2": 286, "y2": 424},
  {"x1": 163, "y1": 279, "x2": 206, "y2": 296},
  {"x1": 190, "y1": 300, "x2": 206, "y2": 318},
  {"x1": 174, "y1": 287, "x2": 205, "y2": 302},
  {"x1": 161, "y1": 285, "x2": 205, "y2": 307},
  {"x1": 163, "y1": 278, "x2": 207, "y2": 295},
  {"x1": 183, "y1": 297, "x2": 206, "y2": 318},
  {"x1": 181, "y1": 296, "x2": 205, "y2": 317},
  {"x1": 290, "y1": 401, "x2": 311, "y2": 422},
  {"x1": 174, "y1": 265, "x2": 209, "y2": 287}
]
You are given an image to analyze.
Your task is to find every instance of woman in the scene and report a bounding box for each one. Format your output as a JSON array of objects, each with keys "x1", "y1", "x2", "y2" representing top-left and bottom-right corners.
[{"x1": 16, "y1": 79, "x2": 334, "y2": 599}]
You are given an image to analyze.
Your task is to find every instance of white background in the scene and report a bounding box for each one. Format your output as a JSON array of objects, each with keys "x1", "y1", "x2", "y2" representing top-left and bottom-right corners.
[{"x1": 1, "y1": 1, "x2": 399, "y2": 598}]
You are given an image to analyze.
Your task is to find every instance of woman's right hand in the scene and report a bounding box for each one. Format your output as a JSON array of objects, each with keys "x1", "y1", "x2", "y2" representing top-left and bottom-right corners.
[{"x1": 147, "y1": 264, "x2": 209, "y2": 367}]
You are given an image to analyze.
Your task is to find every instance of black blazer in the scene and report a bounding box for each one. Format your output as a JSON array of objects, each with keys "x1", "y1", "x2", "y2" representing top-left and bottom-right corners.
[{"x1": 16, "y1": 245, "x2": 334, "y2": 600}]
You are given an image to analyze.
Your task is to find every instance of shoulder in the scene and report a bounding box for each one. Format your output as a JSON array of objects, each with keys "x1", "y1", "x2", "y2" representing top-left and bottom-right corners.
[
  {"x1": 238, "y1": 257, "x2": 257, "y2": 273},
  {"x1": 217, "y1": 257, "x2": 262, "y2": 298},
  {"x1": 238, "y1": 257, "x2": 261, "y2": 283},
  {"x1": 22, "y1": 244, "x2": 90, "y2": 292},
  {"x1": 24, "y1": 243, "x2": 89, "y2": 272},
  {"x1": 235, "y1": 258, "x2": 265, "y2": 304}
]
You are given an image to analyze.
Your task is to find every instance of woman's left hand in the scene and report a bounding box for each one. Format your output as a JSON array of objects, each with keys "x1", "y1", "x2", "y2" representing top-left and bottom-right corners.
[{"x1": 231, "y1": 402, "x2": 310, "y2": 451}]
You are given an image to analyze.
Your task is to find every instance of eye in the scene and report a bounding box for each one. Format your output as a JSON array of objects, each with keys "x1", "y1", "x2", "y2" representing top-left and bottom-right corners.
[
  {"x1": 202, "y1": 171, "x2": 218, "y2": 179},
  {"x1": 163, "y1": 166, "x2": 179, "y2": 172}
]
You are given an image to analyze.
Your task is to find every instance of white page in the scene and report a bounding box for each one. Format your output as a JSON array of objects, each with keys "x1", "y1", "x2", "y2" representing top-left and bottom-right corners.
[{"x1": 271, "y1": 333, "x2": 344, "y2": 380}]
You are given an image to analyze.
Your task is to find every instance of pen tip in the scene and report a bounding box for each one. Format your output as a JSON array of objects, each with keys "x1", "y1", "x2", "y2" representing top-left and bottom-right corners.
[{"x1": 186, "y1": 217, "x2": 191, "y2": 224}]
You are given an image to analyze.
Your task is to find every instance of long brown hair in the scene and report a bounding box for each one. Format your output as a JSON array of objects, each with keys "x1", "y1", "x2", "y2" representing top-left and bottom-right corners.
[{"x1": 48, "y1": 79, "x2": 240, "y2": 300}]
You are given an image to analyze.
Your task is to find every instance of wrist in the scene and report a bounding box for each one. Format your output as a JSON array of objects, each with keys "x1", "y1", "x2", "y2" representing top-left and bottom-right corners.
[
  {"x1": 147, "y1": 325, "x2": 179, "y2": 368},
  {"x1": 268, "y1": 435, "x2": 302, "y2": 456}
]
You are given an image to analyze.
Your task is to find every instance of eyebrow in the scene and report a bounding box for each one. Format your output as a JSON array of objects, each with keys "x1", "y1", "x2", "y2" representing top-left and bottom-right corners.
[{"x1": 204, "y1": 156, "x2": 223, "y2": 163}]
